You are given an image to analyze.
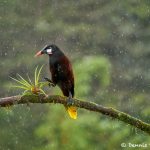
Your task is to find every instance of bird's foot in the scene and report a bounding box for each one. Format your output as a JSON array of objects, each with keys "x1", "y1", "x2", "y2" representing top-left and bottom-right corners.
[
  {"x1": 44, "y1": 77, "x2": 55, "y2": 87},
  {"x1": 66, "y1": 97, "x2": 75, "y2": 106}
]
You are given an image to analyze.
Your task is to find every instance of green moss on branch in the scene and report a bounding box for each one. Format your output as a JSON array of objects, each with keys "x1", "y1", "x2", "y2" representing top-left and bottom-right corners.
[{"x1": 0, "y1": 94, "x2": 150, "y2": 135}]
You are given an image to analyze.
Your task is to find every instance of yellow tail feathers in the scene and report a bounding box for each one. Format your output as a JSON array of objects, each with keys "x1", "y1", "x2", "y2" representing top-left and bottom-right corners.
[{"x1": 66, "y1": 106, "x2": 77, "y2": 119}]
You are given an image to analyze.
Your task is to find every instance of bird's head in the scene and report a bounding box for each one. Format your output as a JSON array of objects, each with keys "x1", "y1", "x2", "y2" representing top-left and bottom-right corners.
[{"x1": 35, "y1": 44, "x2": 62, "y2": 57}]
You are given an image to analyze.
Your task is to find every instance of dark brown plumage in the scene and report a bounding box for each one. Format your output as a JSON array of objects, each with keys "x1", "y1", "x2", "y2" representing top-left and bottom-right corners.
[
  {"x1": 49, "y1": 46, "x2": 74, "y2": 99},
  {"x1": 35, "y1": 44, "x2": 75, "y2": 102}
]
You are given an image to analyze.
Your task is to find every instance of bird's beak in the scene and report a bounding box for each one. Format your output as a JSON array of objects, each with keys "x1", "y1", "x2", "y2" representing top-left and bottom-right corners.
[{"x1": 34, "y1": 51, "x2": 42, "y2": 57}]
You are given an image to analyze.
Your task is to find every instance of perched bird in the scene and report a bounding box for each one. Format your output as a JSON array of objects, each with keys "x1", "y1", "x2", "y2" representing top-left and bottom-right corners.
[{"x1": 35, "y1": 44, "x2": 77, "y2": 119}]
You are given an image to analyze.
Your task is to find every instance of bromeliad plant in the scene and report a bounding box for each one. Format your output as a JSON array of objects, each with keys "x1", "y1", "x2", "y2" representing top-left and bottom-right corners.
[{"x1": 10, "y1": 65, "x2": 48, "y2": 95}]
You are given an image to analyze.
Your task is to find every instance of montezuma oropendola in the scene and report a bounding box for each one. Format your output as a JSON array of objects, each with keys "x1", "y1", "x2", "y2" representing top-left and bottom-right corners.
[{"x1": 35, "y1": 44, "x2": 77, "y2": 119}]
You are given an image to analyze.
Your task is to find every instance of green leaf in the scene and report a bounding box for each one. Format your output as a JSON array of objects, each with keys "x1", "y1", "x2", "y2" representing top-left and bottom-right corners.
[
  {"x1": 37, "y1": 65, "x2": 44, "y2": 86},
  {"x1": 17, "y1": 74, "x2": 31, "y2": 87},
  {"x1": 34, "y1": 66, "x2": 38, "y2": 86},
  {"x1": 40, "y1": 89, "x2": 47, "y2": 95},
  {"x1": 11, "y1": 85, "x2": 29, "y2": 90},
  {"x1": 27, "y1": 73, "x2": 33, "y2": 85},
  {"x1": 38, "y1": 81, "x2": 49, "y2": 88},
  {"x1": 10, "y1": 76, "x2": 31, "y2": 88}
]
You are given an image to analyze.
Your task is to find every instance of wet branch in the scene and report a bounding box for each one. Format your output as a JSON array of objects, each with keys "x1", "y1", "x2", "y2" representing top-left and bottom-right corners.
[{"x1": 0, "y1": 94, "x2": 150, "y2": 135}]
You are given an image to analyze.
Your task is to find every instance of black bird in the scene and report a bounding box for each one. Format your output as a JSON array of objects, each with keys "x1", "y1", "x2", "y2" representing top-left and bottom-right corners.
[{"x1": 35, "y1": 44, "x2": 77, "y2": 119}]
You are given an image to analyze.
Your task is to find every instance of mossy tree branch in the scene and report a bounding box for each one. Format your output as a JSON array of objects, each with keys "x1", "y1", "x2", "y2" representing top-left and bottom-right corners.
[{"x1": 0, "y1": 94, "x2": 150, "y2": 135}]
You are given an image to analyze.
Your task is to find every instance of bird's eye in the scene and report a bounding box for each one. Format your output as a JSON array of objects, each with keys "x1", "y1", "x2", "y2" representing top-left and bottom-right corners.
[{"x1": 46, "y1": 48, "x2": 52, "y2": 54}]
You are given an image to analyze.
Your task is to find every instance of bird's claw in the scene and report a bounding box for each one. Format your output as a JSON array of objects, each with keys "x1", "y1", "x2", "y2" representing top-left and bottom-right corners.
[
  {"x1": 44, "y1": 77, "x2": 55, "y2": 87},
  {"x1": 66, "y1": 97, "x2": 74, "y2": 106},
  {"x1": 44, "y1": 77, "x2": 51, "y2": 82}
]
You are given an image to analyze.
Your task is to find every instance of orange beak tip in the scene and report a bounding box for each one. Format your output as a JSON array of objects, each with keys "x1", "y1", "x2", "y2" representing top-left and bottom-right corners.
[{"x1": 34, "y1": 51, "x2": 42, "y2": 57}]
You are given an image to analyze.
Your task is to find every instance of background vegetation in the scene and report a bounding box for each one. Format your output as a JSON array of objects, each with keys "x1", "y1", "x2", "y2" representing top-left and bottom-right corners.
[{"x1": 0, "y1": 0, "x2": 150, "y2": 149}]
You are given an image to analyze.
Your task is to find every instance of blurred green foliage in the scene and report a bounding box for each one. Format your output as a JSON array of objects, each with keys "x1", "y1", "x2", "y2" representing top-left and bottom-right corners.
[
  {"x1": 0, "y1": 0, "x2": 150, "y2": 150},
  {"x1": 74, "y1": 56, "x2": 111, "y2": 99}
]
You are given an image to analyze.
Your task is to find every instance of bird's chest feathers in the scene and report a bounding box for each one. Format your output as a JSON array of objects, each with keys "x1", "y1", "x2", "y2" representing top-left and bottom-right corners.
[
  {"x1": 49, "y1": 55, "x2": 72, "y2": 83},
  {"x1": 57, "y1": 64, "x2": 64, "y2": 73},
  {"x1": 50, "y1": 61, "x2": 69, "y2": 80}
]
